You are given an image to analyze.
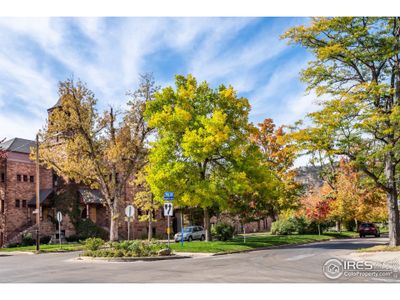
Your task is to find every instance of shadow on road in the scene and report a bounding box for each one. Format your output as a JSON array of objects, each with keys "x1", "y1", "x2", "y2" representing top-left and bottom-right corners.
[{"x1": 288, "y1": 237, "x2": 387, "y2": 251}]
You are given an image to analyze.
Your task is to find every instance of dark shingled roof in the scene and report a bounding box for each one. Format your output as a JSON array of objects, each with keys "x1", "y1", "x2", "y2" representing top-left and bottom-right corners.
[
  {"x1": 0, "y1": 138, "x2": 36, "y2": 154},
  {"x1": 28, "y1": 189, "x2": 54, "y2": 206},
  {"x1": 47, "y1": 97, "x2": 62, "y2": 112},
  {"x1": 79, "y1": 189, "x2": 104, "y2": 204}
]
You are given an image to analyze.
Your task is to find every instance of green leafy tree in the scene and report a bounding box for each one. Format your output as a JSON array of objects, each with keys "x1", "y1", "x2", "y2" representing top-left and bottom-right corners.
[
  {"x1": 37, "y1": 75, "x2": 155, "y2": 241},
  {"x1": 144, "y1": 74, "x2": 254, "y2": 241},
  {"x1": 283, "y1": 17, "x2": 400, "y2": 245},
  {"x1": 224, "y1": 141, "x2": 282, "y2": 225}
]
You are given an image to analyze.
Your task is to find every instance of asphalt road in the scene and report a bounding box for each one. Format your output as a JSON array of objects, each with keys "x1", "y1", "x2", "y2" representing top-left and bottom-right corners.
[{"x1": 0, "y1": 237, "x2": 396, "y2": 283}]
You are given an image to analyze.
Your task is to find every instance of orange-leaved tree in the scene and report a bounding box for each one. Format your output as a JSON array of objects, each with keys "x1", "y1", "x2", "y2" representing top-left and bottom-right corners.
[
  {"x1": 329, "y1": 160, "x2": 387, "y2": 229},
  {"x1": 251, "y1": 118, "x2": 302, "y2": 214},
  {"x1": 297, "y1": 184, "x2": 334, "y2": 234}
]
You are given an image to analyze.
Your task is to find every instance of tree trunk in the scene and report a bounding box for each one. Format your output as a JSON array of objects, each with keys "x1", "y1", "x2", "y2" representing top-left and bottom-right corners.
[
  {"x1": 203, "y1": 207, "x2": 211, "y2": 241},
  {"x1": 109, "y1": 198, "x2": 120, "y2": 242},
  {"x1": 387, "y1": 189, "x2": 400, "y2": 246},
  {"x1": 148, "y1": 210, "x2": 153, "y2": 240},
  {"x1": 385, "y1": 155, "x2": 400, "y2": 246},
  {"x1": 335, "y1": 221, "x2": 341, "y2": 232},
  {"x1": 109, "y1": 211, "x2": 119, "y2": 241}
]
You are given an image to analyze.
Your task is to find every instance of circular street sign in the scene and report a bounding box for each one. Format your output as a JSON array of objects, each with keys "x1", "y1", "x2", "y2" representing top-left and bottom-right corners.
[
  {"x1": 56, "y1": 211, "x2": 63, "y2": 223},
  {"x1": 125, "y1": 205, "x2": 135, "y2": 218}
]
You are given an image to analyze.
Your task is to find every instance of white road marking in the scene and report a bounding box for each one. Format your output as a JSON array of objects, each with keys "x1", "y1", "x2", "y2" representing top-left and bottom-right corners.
[{"x1": 285, "y1": 254, "x2": 316, "y2": 261}]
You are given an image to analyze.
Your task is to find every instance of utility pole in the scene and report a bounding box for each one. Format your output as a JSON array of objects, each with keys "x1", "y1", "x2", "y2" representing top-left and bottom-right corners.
[{"x1": 35, "y1": 133, "x2": 40, "y2": 252}]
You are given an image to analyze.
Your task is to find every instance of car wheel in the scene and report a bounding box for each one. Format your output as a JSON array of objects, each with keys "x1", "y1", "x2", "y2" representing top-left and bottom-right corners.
[
  {"x1": 188, "y1": 236, "x2": 192, "y2": 242},
  {"x1": 200, "y1": 235, "x2": 205, "y2": 241}
]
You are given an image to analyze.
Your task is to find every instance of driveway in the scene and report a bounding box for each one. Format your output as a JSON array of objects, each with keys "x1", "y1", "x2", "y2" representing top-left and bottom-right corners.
[{"x1": 0, "y1": 237, "x2": 397, "y2": 283}]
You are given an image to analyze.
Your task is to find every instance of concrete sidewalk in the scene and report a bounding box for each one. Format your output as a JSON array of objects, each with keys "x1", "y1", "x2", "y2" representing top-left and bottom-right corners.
[{"x1": 345, "y1": 250, "x2": 400, "y2": 266}]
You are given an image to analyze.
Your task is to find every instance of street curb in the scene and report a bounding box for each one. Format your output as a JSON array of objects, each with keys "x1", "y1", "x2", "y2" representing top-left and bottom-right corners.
[
  {"x1": 77, "y1": 254, "x2": 191, "y2": 262},
  {"x1": 209, "y1": 236, "x2": 358, "y2": 256}
]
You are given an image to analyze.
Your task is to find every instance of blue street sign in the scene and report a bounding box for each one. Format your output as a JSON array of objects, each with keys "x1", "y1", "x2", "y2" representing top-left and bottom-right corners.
[{"x1": 164, "y1": 192, "x2": 174, "y2": 200}]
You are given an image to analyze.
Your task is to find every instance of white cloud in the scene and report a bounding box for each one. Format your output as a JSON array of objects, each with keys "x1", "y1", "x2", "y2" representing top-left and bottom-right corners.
[
  {"x1": 0, "y1": 17, "x2": 310, "y2": 141},
  {"x1": 188, "y1": 20, "x2": 286, "y2": 92},
  {"x1": 1, "y1": 18, "x2": 255, "y2": 139},
  {"x1": 0, "y1": 112, "x2": 44, "y2": 140},
  {"x1": 0, "y1": 17, "x2": 63, "y2": 49},
  {"x1": 274, "y1": 91, "x2": 319, "y2": 127},
  {"x1": 251, "y1": 58, "x2": 306, "y2": 109}
]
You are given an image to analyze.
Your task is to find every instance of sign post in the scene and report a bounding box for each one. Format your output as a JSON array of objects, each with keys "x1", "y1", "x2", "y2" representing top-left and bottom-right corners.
[
  {"x1": 125, "y1": 205, "x2": 135, "y2": 241},
  {"x1": 56, "y1": 211, "x2": 62, "y2": 249},
  {"x1": 163, "y1": 192, "x2": 174, "y2": 248}
]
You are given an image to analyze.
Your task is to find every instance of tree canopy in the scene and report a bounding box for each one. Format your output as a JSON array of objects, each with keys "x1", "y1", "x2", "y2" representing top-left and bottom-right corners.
[
  {"x1": 144, "y1": 74, "x2": 279, "y2": 240},
  {"x1": 284, "y1": 17, "x2": 400, "y2": 246},
  {"x1": 37, "y1": 75, "x2": 156, "y2": 241}
]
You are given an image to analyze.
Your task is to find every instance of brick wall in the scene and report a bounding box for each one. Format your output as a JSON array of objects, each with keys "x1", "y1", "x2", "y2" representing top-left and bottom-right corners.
[
  {"x1": 1, "y1": 153, "x2": 181, "y2": 244},
  {"x1": 2, "y1": 153, "x2": 54, "y2": 245},
  {"x1": 210, "y1": 214, "x2": 274, "y2": 234}
]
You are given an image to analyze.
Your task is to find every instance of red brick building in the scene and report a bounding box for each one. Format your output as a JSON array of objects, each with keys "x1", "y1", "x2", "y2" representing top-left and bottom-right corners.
[
  {"x1": 0, "y1": 138, "x2": 168, "y2": 247},
  {"x1": 0, "y1": 138, "x2": 55, "y2": 246}
]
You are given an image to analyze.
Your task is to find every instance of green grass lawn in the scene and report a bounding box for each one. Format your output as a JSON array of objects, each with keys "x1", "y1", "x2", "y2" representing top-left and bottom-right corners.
[
  {"x1": 169, "y1": 232, "x2": 355, "y2": 253},
  {"x1": 0, "y1": 243, "x2": 83, "y2": 253},
  {"x1": 0, "y1": 231, "x2": 358, "y2": 254}
]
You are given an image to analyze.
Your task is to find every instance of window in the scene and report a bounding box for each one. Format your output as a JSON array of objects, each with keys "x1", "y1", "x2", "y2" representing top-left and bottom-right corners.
[
  {"x1": 1, "y1": 173, "x2": 4, "y2": 182},
  {"x1": 30, "y1": 176, "x2": 34, "y2": 183},
  {"x1": 53, "y1": 174, "x2": 59, "y2": 186},
  {"x1": 23, "y1": 175, "x2": 28, "y2": 182},
  {"x1": 17, "y1": 174, "x2": 21, "y2": 182},
  {"x1": 1, "y1": 200, "x2": 4, "y2": 213},
  {"x1": 22, "y1": 200, "x2": 27, "y2": 208},
  {"x1": 15, "y1": 199, "x2": 20, "y2": 208}
]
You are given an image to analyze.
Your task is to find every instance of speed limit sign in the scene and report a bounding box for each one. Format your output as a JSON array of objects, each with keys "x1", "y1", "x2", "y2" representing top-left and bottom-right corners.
[{"x1": 164, "y1": 203, "x2": 173, "y2": 217}]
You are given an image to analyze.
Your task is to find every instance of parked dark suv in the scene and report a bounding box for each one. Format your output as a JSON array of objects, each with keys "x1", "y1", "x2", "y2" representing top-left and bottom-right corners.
[{"x1": 358, "y1": 223, "x2": 380, "y2": 238}]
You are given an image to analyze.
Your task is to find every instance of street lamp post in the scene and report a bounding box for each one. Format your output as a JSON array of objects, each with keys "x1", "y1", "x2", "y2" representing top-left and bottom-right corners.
[{"x1": 35, "y1": 133, "x2": 40, "y2": 252}]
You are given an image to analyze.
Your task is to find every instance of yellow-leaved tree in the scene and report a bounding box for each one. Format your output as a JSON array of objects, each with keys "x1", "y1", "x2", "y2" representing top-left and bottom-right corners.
[{"x1": 37, "y1": 74, "x2": 157, "y2": 241}]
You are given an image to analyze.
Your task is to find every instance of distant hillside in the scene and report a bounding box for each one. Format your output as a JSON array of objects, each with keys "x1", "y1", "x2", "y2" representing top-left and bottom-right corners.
[{"x1": 294, "y1": 165, "x2": 324, "y2": 190}]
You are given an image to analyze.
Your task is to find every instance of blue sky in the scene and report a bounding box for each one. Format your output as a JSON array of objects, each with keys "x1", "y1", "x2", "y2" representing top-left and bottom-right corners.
[{"x1": 0, "y1": 17, "x2": 317, "y2": 142}]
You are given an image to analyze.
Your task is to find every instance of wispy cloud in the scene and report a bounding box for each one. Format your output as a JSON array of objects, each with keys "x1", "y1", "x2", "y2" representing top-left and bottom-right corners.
[
  {"x1": 0, "y1": 17, "x2": 312, "y2": 148},
  {"x1": 188, "y1": 19, "x2": 287, "y2": 92}
]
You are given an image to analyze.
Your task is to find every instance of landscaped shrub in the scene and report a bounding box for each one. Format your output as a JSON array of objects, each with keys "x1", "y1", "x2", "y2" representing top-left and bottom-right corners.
[
  {"x1": 211, "y1": 223, "x2": 235, "y2": 241},
  {"x1": 83, "y1": 237, "x2": 105, "y2": 251},
  {"x1": 271, "y1": 219, "x2": 295, "y2": 235},
  {"x1": 377, "y1": 223, "x2": 389, "y2": 233},
  {"x1": 21, "y1": 233, "x2": 35, "y2": 246},
  {"x1": 65, "y1": 235, "x2": 82, "y2": 243},
  {"x1": 40, "y1": 236, "x2": 51, "y2": 244},
  {"x1": 290, "y1": 216, "x2": 319, "y2": 234},
  {"x1": 76, "y1": 219, "x2": 109, "y2": 240},
  {"x1": 82, "y1": 240, "x2": 168, "y2": 257},
  {"x1": 344, "y1": 219, "x2": 356, "y2": 231}
]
